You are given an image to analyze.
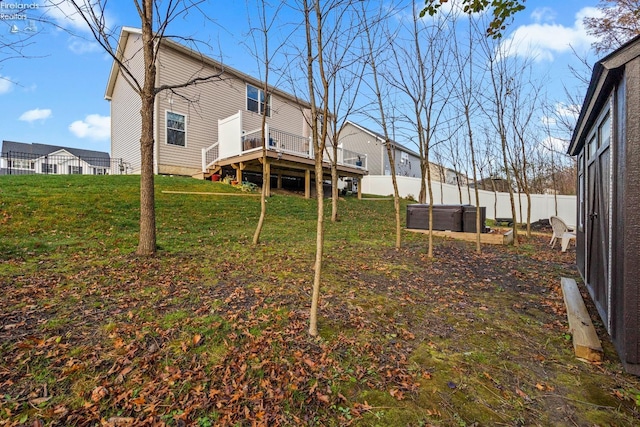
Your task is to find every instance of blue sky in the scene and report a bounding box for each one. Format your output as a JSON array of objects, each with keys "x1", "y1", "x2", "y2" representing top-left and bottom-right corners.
[{"x1": 0, "y1": 0, "x2": 601, "y2": 155}]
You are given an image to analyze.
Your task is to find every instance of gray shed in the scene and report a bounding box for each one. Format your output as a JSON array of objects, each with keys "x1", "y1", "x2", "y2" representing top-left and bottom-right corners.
[{"x1": 568, "y1": 35, "x2": 640, "y2": 375}]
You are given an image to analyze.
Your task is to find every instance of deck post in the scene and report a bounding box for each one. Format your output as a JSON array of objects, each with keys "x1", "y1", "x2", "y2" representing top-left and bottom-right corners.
[
  {"x1": 305, "y1": 169, "x2": 311, "y2": 199},
  {"x1": 232, "y1": 162, "x2": 246, "y2": 183},
  {"x1": 277, "y1": 173, "x2": 282, "y2": 189},
  {"x1": 357, "y1": 176, "x2": 362, "y2": 200}
]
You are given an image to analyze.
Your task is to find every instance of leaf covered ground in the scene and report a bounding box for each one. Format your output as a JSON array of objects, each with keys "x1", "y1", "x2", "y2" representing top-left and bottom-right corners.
[{"x1": 0, "y1": 175, "x2": 639, "y2": 426}]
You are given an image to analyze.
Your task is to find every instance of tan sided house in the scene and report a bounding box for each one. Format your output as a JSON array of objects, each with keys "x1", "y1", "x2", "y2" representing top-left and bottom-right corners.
[
  {"x1": 105, "y1": 27, "x2": 367, "y2": 198},
  {"x1": 338, "y1": 121, "x2": 467, "y2": 185}
]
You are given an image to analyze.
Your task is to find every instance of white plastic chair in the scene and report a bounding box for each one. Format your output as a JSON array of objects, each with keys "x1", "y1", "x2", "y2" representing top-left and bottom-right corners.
[{"x1": 549, "y1": 216, "x2": 576, "y2": 252}]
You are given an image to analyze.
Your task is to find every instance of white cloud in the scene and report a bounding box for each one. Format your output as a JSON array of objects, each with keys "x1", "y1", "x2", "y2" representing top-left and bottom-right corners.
[
  {"x1": 541, "y1": 116, "x2": 556, "y2": 126},
  {"x1": 530, "y1": 7, "x2": 556, "y2": 24},
  {"x1": 499, "y1": 6, "x2": 602, "y2": 61},
  {"x1": 0, "y1": 76, "x2": 12, "y2": 95},
  {"x1": 555, "y1": 102, "x2": 581, "y2": 119},
  {"x1": 43, "y1": 0, "x2": 116, "y2": 33},
  {"x1": 19, "y1": 108, "x2": 52, "y2": 122},
  {"x1": 68, "y1": 39, "x2": 102, "y2": 54},
  {"x1": 539, "y1": 136, "x2": 569, "y2": 153},
  {"x1": 69, "y1": 114, "x2": 110, "y2": 140}
]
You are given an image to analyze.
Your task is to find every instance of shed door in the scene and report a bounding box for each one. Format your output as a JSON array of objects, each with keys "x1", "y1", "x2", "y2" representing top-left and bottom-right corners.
[{"x1": 586, "y1": 113, "x2": 611, "y2": 326}]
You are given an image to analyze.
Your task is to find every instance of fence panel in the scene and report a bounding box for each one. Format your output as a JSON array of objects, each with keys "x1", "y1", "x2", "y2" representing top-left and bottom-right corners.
[
  {"x1": 361, "y1": 175, "x2": 577, "y2": 223},
  {"x1": 1, "y1": 152, "x2": 128, "y2": 175}
]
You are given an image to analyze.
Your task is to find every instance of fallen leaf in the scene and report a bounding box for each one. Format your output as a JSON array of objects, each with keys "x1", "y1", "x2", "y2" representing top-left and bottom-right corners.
[
  {"x1": 316, "y1": 392, "x2": 330, "y2": 404},
  {"x1": 193, "y1": 334, "x2": 202, "y2": 346},
  {"x1": 515, "y1": 387, "x2": 530, "y2": 401},
  {"x1": 29, "y1": 397, "x2": 51, "y2": 405},
  {"x1": 91, "y1": 386, "x2": 108, "y2": 403},
  {"x1": 107, "y1": 417, "x2": 135, "y2": 425}
]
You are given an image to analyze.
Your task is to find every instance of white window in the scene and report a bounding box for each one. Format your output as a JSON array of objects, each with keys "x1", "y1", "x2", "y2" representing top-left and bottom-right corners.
[
  {"x1": 400, "y1": 152, "x2": 409, "y2": 164},
  {"x1": 8, "y1": 159, "x2": 34, "y2": 170},
  {"x1": 42, "y1": 163, "x2": 57, "y2": 174},
  {"x1": 247, "y1": 84, "x2": 270, "y2": 116},
  {"x1": 93, "y1": 167, "x2": 107, "y2": 175},
  {"x1": 167, "y1": 111, "x2": 186, "y2": 147},
  {"x1": 68, "y1": 165, "x2": 83, "y2": 174}
]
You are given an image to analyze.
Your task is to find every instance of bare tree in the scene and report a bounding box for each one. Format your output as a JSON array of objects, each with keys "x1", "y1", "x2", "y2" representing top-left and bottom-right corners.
[
  {"x1": 55, "y1": 0, "x2": 223, "y2": 256},
  {"x1": 361, "y1": 2, "x2": 402, "y2": 250},
  {"x1": 584, "y1": 0, "x2": 640, "y2": 54},
  {"x1": 507, "y1": 67, "x2": 542, "y2": 237},
  {"x1": 304, "y1": 0, "x2": 340, "y2": 336},
  {"x1": 248, "y1": 0, "x2": 291, "y2": 245},
  {"x1": 384, "y1": 1, "x2": 454, "y2": 256},
  {"x1": 319, "y1": 3, "x2": 366, "y2": 222},
  {"x1": 450, "y1": 15, "x2": 484, "y2": 251},
  {"x1": 476, "y1": 30, "x2": 523, "y2": 245}
]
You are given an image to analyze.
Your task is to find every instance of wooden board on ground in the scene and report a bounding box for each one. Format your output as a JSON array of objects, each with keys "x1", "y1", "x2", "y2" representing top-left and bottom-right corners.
[
  {"x1": 161, "y1": 191, "x2": 260, "y2": 197},
  {"x1": 560, "y1": 277, "x2": 604, "y2": 362},
  {"x1": 405, "y1": 228, "x2": 513, "y2": 245}
]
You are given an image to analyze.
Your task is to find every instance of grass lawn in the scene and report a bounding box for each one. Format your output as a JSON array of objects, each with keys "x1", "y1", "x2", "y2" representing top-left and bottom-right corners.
[{"x1": 0, "y1": 174, "x2": 639, "y2": 426}]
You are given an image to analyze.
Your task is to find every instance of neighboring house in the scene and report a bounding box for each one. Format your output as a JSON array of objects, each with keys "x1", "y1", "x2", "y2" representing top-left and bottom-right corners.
[
  {"x1": 469, "y1": 177, "x2": 512, "y2": 193},
  {"x1": 338, "y1": 121, "x2": 467, "y2": 184},
  {"x1": 1, "y1": 140, "x2": 114, "y2": 175},
  {"x1": 106, "y1": 27, "x2": 366, "y2": 198},
  {"x1": 568, "y1": 34, "x2": 640, "y2": 375}
]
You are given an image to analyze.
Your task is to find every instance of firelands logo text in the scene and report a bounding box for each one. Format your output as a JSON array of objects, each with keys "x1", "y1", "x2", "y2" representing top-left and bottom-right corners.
[{"x1": 0, "y1": 2, "x2": 38, "y2": 27}]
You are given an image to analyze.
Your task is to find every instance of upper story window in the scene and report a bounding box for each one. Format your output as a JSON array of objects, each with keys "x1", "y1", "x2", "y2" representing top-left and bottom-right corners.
[
  {"x1": 400, "y1": 152, "x2": 409, "y2": 164},
  {"x1": 167, "y1": 111, "x2": 186, "y2": 147},
  {"x1": 247, "y1": 84, "x2": 270, "y2": 117}
]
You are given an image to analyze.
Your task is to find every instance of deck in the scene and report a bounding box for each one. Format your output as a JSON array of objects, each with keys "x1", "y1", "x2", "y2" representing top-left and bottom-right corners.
[{"x1": 200, "y1": 111, "x2": 368, "y2": 198}]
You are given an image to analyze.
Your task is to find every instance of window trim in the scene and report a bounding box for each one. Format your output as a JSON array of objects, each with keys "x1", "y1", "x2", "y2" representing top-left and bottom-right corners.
[
  {"x1": 166, "y1": 110, "x2": 187, "y2": 147},
  {"x1": 246, "y1": 84, "x2": 271, "y2": 117}
]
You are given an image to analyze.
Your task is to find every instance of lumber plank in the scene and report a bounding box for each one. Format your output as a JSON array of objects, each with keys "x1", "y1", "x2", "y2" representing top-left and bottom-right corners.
[
  {"x1": 560, "y1": 277, "x2": 603, "y2": 362},
  {"x1": 405, "y1": 228, "x2": 511, "y2": 245}
]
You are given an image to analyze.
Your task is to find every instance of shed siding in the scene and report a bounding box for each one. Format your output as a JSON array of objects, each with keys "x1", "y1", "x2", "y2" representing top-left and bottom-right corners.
[
  {"x1": 623, "y1": 57, "x2": 640, "y2": 364},
  {"x1": 110, "y1": 33, "x2": 144, "y2": 173},
  {"x1": 613, "y1": 75, "x2": 625, "y2": 349},
  {"x1": 154, "y1": 45, "x2": 308, "y2": 175}
]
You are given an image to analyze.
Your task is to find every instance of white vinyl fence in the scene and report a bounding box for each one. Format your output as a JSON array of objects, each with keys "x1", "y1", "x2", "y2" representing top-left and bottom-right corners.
[{"x1": 361, "y1": 175, "x2": 577, "y2": 227}]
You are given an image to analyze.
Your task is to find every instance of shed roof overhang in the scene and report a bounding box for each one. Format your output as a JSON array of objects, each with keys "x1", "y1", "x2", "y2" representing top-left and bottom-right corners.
[{"x1": 568, "y1": 35, "x2": 640, "y2": 156}]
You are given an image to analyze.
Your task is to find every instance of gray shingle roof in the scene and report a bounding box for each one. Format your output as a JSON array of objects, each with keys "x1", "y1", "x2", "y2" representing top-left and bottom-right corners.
[{"x1": 2, "y1": 140, "x2": 110, "y2": 167}]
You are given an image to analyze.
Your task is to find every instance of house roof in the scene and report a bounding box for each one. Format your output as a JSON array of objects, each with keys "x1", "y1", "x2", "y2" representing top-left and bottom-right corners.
[
  {"x1": 2, "y1": 140, "x2": 110, "y2": 166},
  {"x1": 568, "y1": 34, "x2": 640, "y2": 156},
  {"x1": 104, "y1": 27, "x2": 311, "y2": 109},
  {"x1": 344, "y1": 120, "x2": 421, "y2": 158}
]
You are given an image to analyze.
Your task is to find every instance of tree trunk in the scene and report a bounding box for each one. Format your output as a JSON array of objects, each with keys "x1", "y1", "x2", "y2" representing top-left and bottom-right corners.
[
  {"x1": 500, "y1": 135, "x2": 519, "y2": 246},
  {"x1": 419, "y1": 160, "x2": 427, "y2": 203},
  {"x1": 309, "y1": 161, "x2": 324, "y2": 336},
  {"x1": 331, "y1": 144, "x2": 339, "y2": 221},
  {"x1": 137, "y1": 6, "x2": 157, "y2": 256}
]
